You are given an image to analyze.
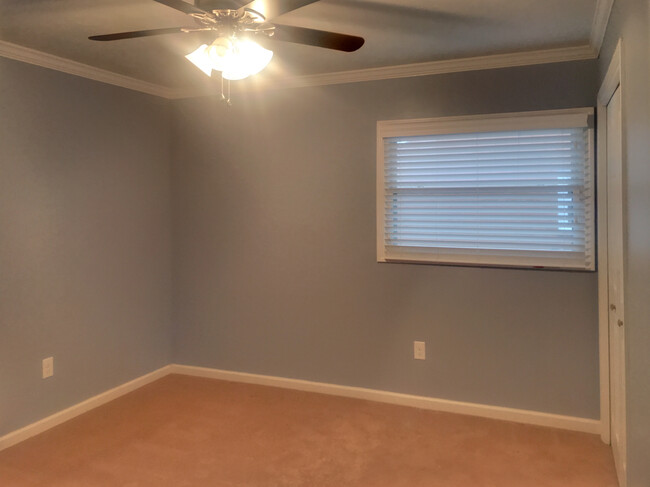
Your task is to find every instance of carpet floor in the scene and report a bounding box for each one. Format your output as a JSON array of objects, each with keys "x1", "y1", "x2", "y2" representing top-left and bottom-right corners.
[{"x1": 0, "y1": 374, "x2": 618, "y2": 487}]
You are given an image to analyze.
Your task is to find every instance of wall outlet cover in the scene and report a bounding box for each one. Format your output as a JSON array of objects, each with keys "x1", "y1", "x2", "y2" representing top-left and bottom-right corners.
[{"x1": 414, "y1": 341, "x2": 426, "y2": 360}]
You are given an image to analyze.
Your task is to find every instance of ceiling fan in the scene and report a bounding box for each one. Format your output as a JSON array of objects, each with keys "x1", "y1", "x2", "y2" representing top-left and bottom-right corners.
[{"x1": 89, "y1": 0, "x2": 365, "y2": 87}]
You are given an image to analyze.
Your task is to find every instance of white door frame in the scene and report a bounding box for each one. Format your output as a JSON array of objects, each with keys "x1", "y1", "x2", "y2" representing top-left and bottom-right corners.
[{"x1": 597, "y1": 39, "x2": 623, "y2": 446}]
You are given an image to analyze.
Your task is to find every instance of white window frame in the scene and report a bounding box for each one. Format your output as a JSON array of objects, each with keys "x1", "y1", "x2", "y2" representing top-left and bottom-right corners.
[{"x1": 376, "y1": 108, "x2": 596, "y2": 270}]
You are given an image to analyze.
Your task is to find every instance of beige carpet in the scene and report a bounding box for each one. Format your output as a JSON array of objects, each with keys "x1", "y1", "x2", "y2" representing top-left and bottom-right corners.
[{"x1": 0, "y1": 374, "x2": 618, "y2": 487}]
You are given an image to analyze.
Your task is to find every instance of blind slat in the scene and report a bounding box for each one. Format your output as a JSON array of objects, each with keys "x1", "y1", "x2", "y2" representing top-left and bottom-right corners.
[{"x1": 380, "y1": 123, "x2": 594, "y2": 269}]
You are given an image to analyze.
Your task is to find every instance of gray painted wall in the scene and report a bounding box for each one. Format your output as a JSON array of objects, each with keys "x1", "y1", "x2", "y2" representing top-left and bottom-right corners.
[
  {"x1": 0, "y1": 58, "x2": 173, "y2": 436},
  {"x1": 172, "y1": 60, "x2": 601, "y2": 419},
  {"x1": 599, "y1": 1, "x2": 650, "y2": 485}
]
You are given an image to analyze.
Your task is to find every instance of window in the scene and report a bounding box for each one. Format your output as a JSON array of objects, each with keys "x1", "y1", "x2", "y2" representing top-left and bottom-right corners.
[{"x1": 377, "y1": 109, "x2": 595, "y2": 270}]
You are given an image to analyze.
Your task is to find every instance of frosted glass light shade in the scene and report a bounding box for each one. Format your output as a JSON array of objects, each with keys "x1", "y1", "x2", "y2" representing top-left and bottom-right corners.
[
  {"x1": 184, "y1": 44, "x2": 212, "y2": 77},
  {"x1": 223, "y1": 40, "x2": 273, "y2": 80},
  {"x1": 185, "y1": 38, "x2": 273, "y2": 80}
]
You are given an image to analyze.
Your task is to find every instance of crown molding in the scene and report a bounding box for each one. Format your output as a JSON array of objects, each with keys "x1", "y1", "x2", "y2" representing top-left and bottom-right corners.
[
  {"x1": 271, "y1": 45, "x2": 598, "y2": 89},
  {"x1": 0, "y1": 40, "x2": 176, "y2": 99},
  {"x1": 590, "y1": 0, "x2": 615, "y2": 55},
  {"x1": 1, "y1": 41, "x2": 600, "y2": 101},
  {"x1": 171, "y1": 44, "x2": 598, "y2": 98}
]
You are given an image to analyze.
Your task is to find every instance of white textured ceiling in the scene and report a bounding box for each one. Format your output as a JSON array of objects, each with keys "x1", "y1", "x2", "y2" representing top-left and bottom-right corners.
[{"x1": 0, "y1": 0, "x2": 599, "y2": 90}]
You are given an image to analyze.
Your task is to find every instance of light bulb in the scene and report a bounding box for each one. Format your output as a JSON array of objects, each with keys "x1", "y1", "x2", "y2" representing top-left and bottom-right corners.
[
  {"x1": 186, "y1": 38, "x2": 273, "y2": 80},
  {"x1": 207, "y1": 37, "x2": 234, "y2": 72}
]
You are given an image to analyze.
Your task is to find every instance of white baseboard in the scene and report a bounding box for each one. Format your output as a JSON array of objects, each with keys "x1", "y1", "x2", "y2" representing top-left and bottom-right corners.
[
  {"x1": 0, "y1": 363, "x2": 601, "y2": 452},
  {"x1": 170, "y1": 364, "x2": 601, "y2": 435},
  {"x1": 0, "y1": 365, "x2": 172, "y2": 452}
]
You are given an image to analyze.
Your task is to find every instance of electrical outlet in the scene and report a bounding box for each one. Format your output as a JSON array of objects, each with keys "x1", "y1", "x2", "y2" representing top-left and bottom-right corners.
[
  {"x1": 414, "y1": 341, "x2": 426, "y2": 360},
  {"x1": 42, "y1": 357, "x2": 54, "y2": 379}
]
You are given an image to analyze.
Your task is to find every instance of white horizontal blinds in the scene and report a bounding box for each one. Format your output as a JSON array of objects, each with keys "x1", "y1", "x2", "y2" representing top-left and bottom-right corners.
[{"x1": 382, "y1": 127, "x2": 594, "y2": 269}]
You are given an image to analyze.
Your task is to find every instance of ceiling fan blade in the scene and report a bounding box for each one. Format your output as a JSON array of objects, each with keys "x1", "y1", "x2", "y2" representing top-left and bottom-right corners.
[
  {"x1": 268, "y1": 25, "x2": 364, "y2": 52},
  {"x1": 240, "y1": 0, "x2": 319, "y2": 21},
  {"x1": 154, "y1": 0, "x2": 208, "y2": 15},
  {"x1": 89, "y1": 27, "x2": 188, "y2": 41}
]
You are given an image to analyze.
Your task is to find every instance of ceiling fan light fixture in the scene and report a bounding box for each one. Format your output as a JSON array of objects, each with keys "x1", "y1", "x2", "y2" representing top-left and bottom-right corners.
[
  {"x1": 185, "y1": 37, "x2": 273, "y2": 80},
  {"x1": 92, "y1": 0, "x2": 366, "y2": 87}
]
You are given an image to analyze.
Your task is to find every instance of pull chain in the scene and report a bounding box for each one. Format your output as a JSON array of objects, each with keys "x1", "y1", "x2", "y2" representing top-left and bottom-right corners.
[{"x1": 220, "y1": 73, "x2": 231, "y2": 106}]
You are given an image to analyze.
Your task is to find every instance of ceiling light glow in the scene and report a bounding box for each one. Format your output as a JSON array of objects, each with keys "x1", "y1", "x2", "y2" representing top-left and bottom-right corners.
[{"x1": 185, "y1": 37, "x2": 273, "y2": 80}]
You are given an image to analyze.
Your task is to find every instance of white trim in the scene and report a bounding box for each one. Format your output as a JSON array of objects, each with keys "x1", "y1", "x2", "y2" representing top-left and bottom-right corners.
[
  {"x1": 598, "y1": 40, "x2": 622, "y2": 105},
  {"x1": 170, "y1": 364, "x2": 601, "y2": 434},
  {"x1": 596, "y1": 40, "x2": 622, "y2": 446},
  {"x1": 591, "y1": 0, "x2": 615, "y2": 55},
  {"x1": 0, "y1": 40, "x2": 176, "y2": 99},
  {"x1": 0, "y1": 365, "x2": 172, "y2": 452},
  {"x1": 276, "y1": 46, "x2": 597, "y2": 89},
  {"x1": 172, "y1": 45, "x2": 598, "y2": 98},
  {"x1": 597, "y1": 103, "x2": 611, "y2": 444},
  {"x1": 376, "y1": 107, "x2": 593, "y2": 137},
  {"x1": 0, "y1": 362, "x2": 602, "y2": 453},
  {"x1": 1, "y1": 42, "x2": 597, "y2": 100},
  {"x1": 376, "y1": 108, "x2": 596, "y2": 270}
]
